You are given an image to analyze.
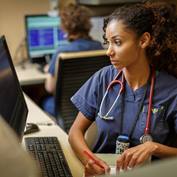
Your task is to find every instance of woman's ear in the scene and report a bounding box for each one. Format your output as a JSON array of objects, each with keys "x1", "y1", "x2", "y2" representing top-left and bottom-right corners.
[{"x1": 139, "y1": 32, "x2": 151, "y2": 49}]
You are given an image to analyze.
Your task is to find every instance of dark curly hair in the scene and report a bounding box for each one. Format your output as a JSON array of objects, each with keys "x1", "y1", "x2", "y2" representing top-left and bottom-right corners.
[
  {"x1": 103, "y1": 1, "x2": 177, "y2": 77},
  {"x1": 60, "y1": 4, "x2": 92, "y2": 41}
]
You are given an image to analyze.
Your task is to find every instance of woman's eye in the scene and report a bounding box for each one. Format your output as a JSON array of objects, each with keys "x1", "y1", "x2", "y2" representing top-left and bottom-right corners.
[{"x1": 115, "y1": 40, "x2": 121, "y2": 46}]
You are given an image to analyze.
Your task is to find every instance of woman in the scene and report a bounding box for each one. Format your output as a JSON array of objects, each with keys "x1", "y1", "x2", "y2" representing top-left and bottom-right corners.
[
  {"x1": 42, "y1": 4, "x2": 103, "y2": 116},
  {"x1": 69, "y1": 1, "x2": 177, "y2": 176}
]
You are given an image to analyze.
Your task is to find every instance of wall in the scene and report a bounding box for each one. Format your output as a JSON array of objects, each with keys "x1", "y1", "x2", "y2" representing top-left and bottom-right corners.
[
  {"x1": 0, "y1": 0, "x2": 176, "y2": 63},
  {"x1": 0, "y1": 0, "x2": 75, "y2": 63}
]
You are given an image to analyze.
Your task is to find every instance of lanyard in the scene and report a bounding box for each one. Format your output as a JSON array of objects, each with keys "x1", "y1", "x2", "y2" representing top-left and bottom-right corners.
[{"x1": 120, "y1": 68, "x2": 155, "y2": 138}]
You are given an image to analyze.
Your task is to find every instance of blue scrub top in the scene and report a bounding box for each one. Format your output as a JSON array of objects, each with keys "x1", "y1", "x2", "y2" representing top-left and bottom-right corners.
[{"x1": 71, "y1": 65, "x2": 177, "y2": 153}]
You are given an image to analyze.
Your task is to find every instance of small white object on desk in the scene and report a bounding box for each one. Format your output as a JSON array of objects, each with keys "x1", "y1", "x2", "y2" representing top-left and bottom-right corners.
[
  {"x1": 95, "y1": 153, "x2": 118, "y2": 175},
  {"x1": 109, "y1": 166, "x2": 117, "y2": 175}
]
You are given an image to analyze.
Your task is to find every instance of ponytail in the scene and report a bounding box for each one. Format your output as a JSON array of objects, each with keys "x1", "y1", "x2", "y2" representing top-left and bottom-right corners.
[{"x1": 145, "y1": 2, "x2": 177, "y2": 77}]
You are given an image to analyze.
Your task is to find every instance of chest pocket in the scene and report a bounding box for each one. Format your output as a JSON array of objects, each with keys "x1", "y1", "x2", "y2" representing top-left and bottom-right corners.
[{"x1": 138, "y1": 105, "x2": 169, "y2": 142}]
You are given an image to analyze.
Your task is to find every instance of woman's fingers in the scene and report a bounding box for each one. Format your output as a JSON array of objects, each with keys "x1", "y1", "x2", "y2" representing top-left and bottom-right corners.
[
  {"x1": 116, "y1": 143, "x2": 153, "y2": 170},
  {"x1": 84, "y1": 159, "x2": 109, "y2": 176},
  {"x1": 123, "y1": 151, "x2": 135, "y2": 169},
  {"x1": 116, "y1": 153, "x2": 125, "y2": 170}
]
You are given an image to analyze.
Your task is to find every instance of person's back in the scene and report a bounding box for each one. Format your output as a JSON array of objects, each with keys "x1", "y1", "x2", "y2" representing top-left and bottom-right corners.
[{"x1": 42, "y1": 4, "x2": 103, "y2": 117}]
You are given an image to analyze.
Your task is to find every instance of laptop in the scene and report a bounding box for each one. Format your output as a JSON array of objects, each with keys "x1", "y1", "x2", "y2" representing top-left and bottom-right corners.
[{"x1": 0, "y1": 35, "x2": 28, "y2": 139}]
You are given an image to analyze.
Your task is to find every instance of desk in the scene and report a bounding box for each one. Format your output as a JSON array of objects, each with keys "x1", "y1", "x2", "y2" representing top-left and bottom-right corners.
[
  {"x1": 15, "y1": 61, "x2": 47, "y2": 86},
  {"x1": 23, "y1": 95, "x2": 84, "y2": 177}
]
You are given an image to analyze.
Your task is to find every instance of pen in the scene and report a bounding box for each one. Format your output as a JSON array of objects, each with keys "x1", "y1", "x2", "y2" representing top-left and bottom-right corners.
[{"x1": 83, "y1": 150, "x2": 105, "y2": 169}]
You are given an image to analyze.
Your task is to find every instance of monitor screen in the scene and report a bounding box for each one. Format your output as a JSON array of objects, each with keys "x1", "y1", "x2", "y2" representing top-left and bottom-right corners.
[
  {"x1": 25, "y1": 15, "x2": 68, "y2": 63},
  {"x1": 0, "y1": 36, "x2": 28, "y2": 139}
]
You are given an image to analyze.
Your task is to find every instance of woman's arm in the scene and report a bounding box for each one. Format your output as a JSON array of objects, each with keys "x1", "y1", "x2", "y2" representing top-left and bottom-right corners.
[
  {"x1": 68, "y1": 112, "x2": 110, "y2": 176},
  {"x1": 44, "y1": 73, "x2": 55, "y2": 94},
  {"x1": 68, "y1": 112, "x2": 93, "y2": 165},
  {"x1": 152, "y1": 142, "x2": 177, "y2": 157},
  {"x1": 116, "y1": 141, "x2": 177, "y2": 170}
]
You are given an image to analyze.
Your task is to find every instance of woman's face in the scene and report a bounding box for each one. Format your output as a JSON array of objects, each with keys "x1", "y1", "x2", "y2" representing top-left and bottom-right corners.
[{"x1": 105, "y1": 20, "x2": 143, "y2": 70}]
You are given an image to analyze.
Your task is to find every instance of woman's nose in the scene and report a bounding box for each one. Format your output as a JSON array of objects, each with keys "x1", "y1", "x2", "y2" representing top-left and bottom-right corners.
[{"x1": 106, "y1": 45, "x2": 114, "y2": 57}]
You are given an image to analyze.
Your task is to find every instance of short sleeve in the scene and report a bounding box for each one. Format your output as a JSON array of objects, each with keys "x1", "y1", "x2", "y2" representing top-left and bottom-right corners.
[
  {"x1": 71, "y1": 72, "x2": 102, "y2": 121},
  {"x1": 73, "y1": 63, "x2": 118, "y2": 123},
  {"x1": 71, "y1": 66, "x2": 117, "y2": 122}
]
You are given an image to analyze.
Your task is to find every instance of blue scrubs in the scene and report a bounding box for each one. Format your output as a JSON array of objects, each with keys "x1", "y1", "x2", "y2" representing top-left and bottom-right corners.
[
  {"x1": 71, "y1": 65, "x2": 177, "y2": 153},
  {"x1": 42, "y1": 38, "x2": 103, "y2": 117}
]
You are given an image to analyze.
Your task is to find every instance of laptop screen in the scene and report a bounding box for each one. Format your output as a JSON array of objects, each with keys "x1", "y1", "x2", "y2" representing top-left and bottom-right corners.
[
  {"x1": 0, "y1": 36, "x2": 28, "y2": 139},
  {"x1": 25, "y1": 15, "x2": 68, "y2": 63}
]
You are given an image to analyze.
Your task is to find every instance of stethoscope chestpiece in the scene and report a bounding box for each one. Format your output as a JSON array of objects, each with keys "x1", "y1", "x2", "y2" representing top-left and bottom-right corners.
[
  {"x1": 140, "y1": 134, "x2": 153, "y2": 144},
  {"x1": 97, "y1": 112, "x2": 114, "y2": 120}
]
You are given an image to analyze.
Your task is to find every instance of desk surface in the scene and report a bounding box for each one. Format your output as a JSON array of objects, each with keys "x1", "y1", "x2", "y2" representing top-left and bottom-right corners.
[
  {"x1": 15, "y1": 62, "x2": 47, "y2": 86},
  {"x1": 23, "y1": 95, "x2": 84, "y2": 177}
]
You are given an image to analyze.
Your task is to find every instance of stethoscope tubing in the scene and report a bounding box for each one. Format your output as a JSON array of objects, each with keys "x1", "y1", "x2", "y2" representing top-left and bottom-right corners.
[
  {"x1": 98, "y1": 69, "x2": 155, "y2": 136},
  {"x1": 145, "y1": 69, "x2": 155, "y2": 134},
  {"x1": 98, "y1": 71, "x2": 124, "y2": 119}
]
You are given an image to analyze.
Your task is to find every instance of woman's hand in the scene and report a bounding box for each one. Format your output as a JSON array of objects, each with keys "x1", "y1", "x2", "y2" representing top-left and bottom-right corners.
[
  {"x1": 84, "y1": 156, "x2": 110, "y2": 177},
  {"x1": 116, "y1": 141, "x2": 157, "y2": 171}
]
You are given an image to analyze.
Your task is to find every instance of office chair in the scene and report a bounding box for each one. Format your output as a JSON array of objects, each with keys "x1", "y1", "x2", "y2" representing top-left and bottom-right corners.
[{"x1": 54, "y1": 49, "x2": 111, "y2": 133}]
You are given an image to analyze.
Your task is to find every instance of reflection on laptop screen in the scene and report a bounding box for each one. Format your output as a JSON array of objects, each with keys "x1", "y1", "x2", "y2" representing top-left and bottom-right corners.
[
  {"x1": 25, "y1": 15, "x2": 68, "y2": 63},
  {"x1": 0, "y1": 36, "x2": 28, "y2": 139}
]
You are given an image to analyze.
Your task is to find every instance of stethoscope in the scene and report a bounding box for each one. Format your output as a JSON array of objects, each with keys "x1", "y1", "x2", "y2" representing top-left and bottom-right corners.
[
  {"x1": 98, "y1": 70, "x2": 124, "y2": 120},
  {"x1": 98, "y1": 69, "x2": 156, "y2": 143}
]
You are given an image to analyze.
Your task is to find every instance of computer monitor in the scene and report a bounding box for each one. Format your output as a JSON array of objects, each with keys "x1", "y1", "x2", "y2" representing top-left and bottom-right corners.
[
  {"x1": 0, "y1": 36, "x2": 28, "y2": 139},
  {"x1": 25, "y1": 14, "x2": 68, "y2": 63}
]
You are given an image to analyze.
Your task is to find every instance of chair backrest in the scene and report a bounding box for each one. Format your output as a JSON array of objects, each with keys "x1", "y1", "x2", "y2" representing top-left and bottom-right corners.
[{"x1": 54, "y1": 49, "x2": 110, "y2": 133}]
